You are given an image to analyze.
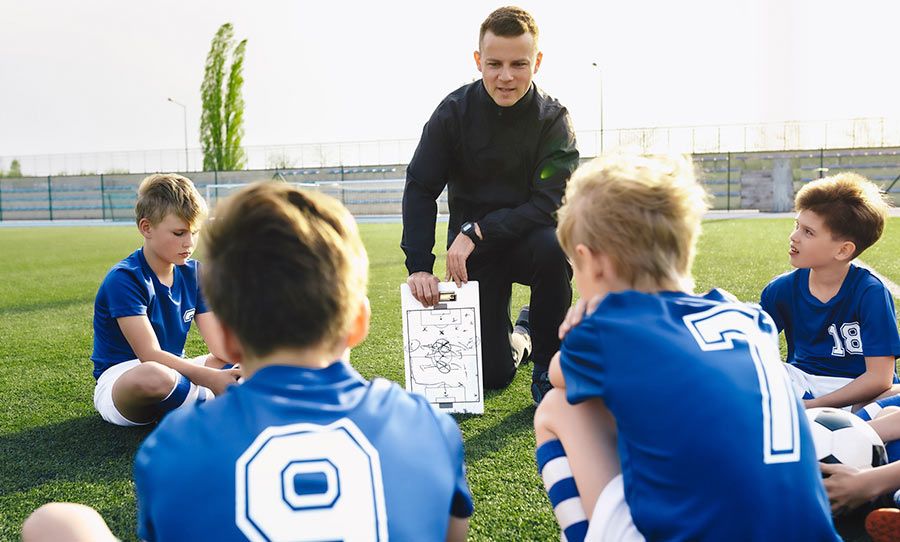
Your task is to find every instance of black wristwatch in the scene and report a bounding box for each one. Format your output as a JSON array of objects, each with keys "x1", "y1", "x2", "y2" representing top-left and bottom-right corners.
[{"x1": 460, "y1": 221, "x2": 479, "y2": 244}]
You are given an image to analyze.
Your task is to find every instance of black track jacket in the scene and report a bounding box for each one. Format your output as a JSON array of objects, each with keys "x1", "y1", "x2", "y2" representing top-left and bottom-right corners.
[{"x1": 401, "y1": 81, "x2": 579, "y2": 275}]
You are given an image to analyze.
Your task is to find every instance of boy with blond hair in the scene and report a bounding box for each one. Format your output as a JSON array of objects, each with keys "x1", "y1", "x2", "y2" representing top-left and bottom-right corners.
[
  {"x1": 91, "y1": 173, "x2": 238, "y2": 427},
  {"x1": 761, "y1": 173, "x2": 900, "y2": 411},
  {"x1": 533, "y1": 155, "x2": 838, "y2": 541}
]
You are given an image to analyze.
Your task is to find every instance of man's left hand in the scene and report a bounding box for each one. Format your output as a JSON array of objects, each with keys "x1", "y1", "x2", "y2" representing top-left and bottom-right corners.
[{"x1": 446, "y1": 224, "x2": 482, "y2": 287}]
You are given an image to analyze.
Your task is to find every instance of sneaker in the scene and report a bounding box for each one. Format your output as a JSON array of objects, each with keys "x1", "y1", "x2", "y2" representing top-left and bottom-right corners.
[
  {"x1": 512, "y1": 305, "x2": 532, "y2": 367},
  {"x1": 866, "y1": 508, "x2": 900, "y2": 542},
  {"x1": 515, "y1": 305, "x2": 530, "y2": 334},
  {"x1": 531, "y1": 370, "x2": 553, "y2": 405}
]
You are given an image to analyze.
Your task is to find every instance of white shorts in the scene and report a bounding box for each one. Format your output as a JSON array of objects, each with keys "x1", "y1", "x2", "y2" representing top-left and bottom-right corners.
[
  {"x1": 582, "y1": 475, "x2": 645, "y2": 542},
  {"x1": 93, "y1": 356, "x2": 214, "y2": 427},
  {"x1": 783, "y1": 364, "x2": 852, "y2": 406}
]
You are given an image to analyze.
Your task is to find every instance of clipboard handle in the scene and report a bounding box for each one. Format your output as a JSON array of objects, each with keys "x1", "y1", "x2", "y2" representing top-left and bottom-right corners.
[{"x1": 438, "y1": 292, "x2": 457, "y2": 302}]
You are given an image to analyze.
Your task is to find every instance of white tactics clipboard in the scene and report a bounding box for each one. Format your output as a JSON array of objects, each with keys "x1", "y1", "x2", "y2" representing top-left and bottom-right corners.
[{"x1": 400, "y1": 281, "x2": 484, "y2": 414}]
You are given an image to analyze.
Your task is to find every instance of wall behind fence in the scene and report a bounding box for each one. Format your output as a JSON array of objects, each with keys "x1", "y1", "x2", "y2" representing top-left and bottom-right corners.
[
  {"x1": 2, "y1": 147, "x2": 899, "y2": 221},
  {"x1": 4, "y1": 117, "x2": 899, "y2": 179}
]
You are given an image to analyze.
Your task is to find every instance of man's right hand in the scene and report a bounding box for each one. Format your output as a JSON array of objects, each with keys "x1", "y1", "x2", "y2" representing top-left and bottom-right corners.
[{"x1": 408, "y1": 272, "x2": 441, "y2": 307}]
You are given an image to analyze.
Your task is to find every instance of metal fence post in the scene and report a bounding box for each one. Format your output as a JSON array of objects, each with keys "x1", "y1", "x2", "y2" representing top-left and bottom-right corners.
[
  {"x1": 47, "y1": 175, "x2": 54, "y2": 221},
  {"x1": 819, "y1": 148, "x2": 825, "y2": 178},
  {"x1": 100, "y1": 173, "x2": 106, "y2": 220},
  {"x1": 726, "y1": 152, "x2": 732, "y2": 212}
]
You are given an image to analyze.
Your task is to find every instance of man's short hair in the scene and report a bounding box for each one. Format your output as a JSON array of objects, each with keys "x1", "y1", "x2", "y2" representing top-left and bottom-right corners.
[
  {"x1": 201, "y1": 182, "x2": 369, "y2": 357},
  {"x1": 557, "y1": 154, "x2": 709, "y2": 292},
  {"x1": 795, "y1": 172, "x2": 890, "y2": 258},
  {"x1": 134, "y1": 173, "x2": 207, "y2": 228},
  {"x1": 479, "y1": 6, "x2": 539, "y2": 47}
]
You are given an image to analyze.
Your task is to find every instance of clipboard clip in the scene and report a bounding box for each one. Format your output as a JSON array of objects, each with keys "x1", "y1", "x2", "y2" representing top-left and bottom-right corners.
[{"x1": 433, "y1": 291, "x2": 457, "y2": 309}]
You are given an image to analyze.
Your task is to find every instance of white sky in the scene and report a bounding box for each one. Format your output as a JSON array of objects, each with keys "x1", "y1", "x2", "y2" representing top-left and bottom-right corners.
[{"x1": 2, "y1": 0, "x2": 900, "y2": 157}]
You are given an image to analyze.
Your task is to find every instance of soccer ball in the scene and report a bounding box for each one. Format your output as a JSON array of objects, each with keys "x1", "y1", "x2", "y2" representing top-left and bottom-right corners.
[{"x1": 806, "y1": 407, "x2": 888, "y2": 469}]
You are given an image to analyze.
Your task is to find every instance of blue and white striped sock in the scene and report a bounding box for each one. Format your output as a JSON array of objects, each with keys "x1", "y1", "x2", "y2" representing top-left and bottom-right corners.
[
  {"x1": 857, "y1": 394, "x2": 900, "y2": 463},
  {"x1": 537, "y1": 439, "x2": 589, "y2": 542},
  {"x1": 156, "y1": 374, "x2": 210, "y2": 418}
]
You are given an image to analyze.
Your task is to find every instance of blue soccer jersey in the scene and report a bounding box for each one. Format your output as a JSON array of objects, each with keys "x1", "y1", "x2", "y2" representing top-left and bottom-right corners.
[
  {"x1": 91, "y1": 248, "x2": 208, "y2": 379},
  {"x1": 560, "y1": 289, "x2": 838, "y2": 541},
  {"x1": 134, "y1": 361, "x2": 473, "y2": 542},
  {"x1": 761, "y1": 264, "x2": 900, "y2": 379}
]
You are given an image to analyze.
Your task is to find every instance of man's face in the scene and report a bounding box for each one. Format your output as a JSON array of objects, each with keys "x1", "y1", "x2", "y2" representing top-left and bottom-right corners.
[{"x1": 474, "y1": 31, "x2": 542, "y2": 107}]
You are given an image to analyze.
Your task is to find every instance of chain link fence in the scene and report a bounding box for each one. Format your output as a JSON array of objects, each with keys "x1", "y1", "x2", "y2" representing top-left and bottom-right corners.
[
  {"x1": 3, "y1": 118, "x2": 898, "y2": 179},
  {"x1": 3, "y1": 116, "x2": 900, "y2": 221}
]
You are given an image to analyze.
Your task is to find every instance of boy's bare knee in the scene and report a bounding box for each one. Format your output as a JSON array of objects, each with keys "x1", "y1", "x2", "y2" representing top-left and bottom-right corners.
[
  {"x1": 21, "y1": 503, "x2": 52, "y2": 541},
  {"x1": 22, "y1": 503, "x2": 110, "y2": 542},
  {"x1": 534, "y1": 388, "x2": 567, "y2": 443},
  {"x1": 125, "y1": 362, "x2": 177, "y2": 400}
]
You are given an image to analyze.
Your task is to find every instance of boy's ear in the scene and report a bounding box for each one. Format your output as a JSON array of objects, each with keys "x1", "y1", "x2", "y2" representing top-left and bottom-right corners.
[
  {"x1": 220, "y1": 324, "x2": 244, "y2": 365},
  {"x1": 346, "y1": 297, "x2": 371, "y2": 349},
  {"x1": 138, "y1": 218, "x2": 153, "y2": 239},
  {"x1": 473, "y1": 50, "x2": 483, "y2": 72},
  {"x1": 835, "y1": 240, "x2": 857, "y2": 262},
  {"x1": 575, "y1": 243, "x2": 603, "y2": 279}
]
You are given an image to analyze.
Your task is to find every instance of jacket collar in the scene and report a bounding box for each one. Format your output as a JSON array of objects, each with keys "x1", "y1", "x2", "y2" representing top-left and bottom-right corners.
[{"x1": 476, "y1": 80, "x2": 536, "y2": 118}]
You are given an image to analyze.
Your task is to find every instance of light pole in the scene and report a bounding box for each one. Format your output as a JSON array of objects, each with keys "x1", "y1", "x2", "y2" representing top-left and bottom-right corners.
[
  {"x1": 167, "y1": 97, "x2": 189, "y2": 172},
  {"x1": 591, "y1": 62, "x2": 604, "y2": 155}
]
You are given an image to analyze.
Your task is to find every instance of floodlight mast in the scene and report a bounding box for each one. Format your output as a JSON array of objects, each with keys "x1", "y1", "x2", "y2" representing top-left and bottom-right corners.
[{"x1": 167, "y1": 97, "x2": 189, "y2": 172}]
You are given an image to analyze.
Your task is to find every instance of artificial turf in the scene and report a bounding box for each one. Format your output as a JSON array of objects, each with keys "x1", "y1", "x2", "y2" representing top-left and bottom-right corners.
[{"x1": 1, "y1": 217, "x2": 897, "y2": 540}]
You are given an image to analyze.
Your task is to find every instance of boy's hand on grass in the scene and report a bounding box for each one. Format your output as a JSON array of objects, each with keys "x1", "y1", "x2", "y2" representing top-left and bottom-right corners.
[{"x1": 558, "y1": 295, "x2": 604, "y2": 339}]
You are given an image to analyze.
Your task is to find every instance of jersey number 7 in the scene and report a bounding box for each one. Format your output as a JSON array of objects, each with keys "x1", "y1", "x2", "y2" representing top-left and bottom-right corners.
[{"x1": 684, "y1": 305, "x2": 802, "y2": 464}]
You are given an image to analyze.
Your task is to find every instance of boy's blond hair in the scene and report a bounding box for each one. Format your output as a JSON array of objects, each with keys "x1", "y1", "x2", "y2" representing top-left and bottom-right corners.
[
  {"x1": 557, "y1": 154, "x2": 709, "y2": 292},
  {"x1": 795, "y1": 173, "x2": 890, "y2": 258},
  {"x1": 134, "y1": 173, "x2": 207, "y2": 227},
  {"x1": 201, "y1": 182, "x2": 369, "y2": 357}
]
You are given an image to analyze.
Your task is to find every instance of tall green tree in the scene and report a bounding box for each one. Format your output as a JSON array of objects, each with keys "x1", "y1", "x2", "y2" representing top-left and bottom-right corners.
[
  {"x1": 7, "y1": 159, "x2": 21, "y2": 177},
  {"x1": 200, "y1": 23, "x2": 247, "y2": 171}
]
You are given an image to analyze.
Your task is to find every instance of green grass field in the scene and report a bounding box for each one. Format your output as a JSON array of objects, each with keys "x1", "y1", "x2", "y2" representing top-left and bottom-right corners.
[{"x1": 1, "y1": 218, "x2": 899, "y2": 541}]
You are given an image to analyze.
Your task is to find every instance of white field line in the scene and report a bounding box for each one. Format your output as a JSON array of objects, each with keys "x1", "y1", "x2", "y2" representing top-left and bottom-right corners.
[{"x1": 857, "y1": 259, "x2": 900, "y2": 300}]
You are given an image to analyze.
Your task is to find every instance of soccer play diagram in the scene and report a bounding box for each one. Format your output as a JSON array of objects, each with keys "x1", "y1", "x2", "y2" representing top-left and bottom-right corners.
[{"x1": 401, "y1": 283, "x2": 484, "y2": 414}]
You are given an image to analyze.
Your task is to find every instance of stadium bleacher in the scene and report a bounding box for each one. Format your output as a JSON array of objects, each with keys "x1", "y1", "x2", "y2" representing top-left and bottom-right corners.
[{"x1": 2, "y1": 149, "x2": 898, "y2": 221}]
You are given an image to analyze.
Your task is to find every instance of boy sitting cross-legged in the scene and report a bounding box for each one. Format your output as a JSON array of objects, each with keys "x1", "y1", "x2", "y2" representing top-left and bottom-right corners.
[
  {"x1": 133, "y1": 182, "x2": 473, "y2": 540},
  {"x1": 760, "y1": 173, "x2": 900, "y2": 411},
  {"x1": 91, "y1": 173, "x2": 239, "y2": 427},
  {"x1": 24, "y1": 182, "x2": 473, "y2": 541},
  {"x1": 533, "y1": 154, "x2": 839, "y2": 541}
]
